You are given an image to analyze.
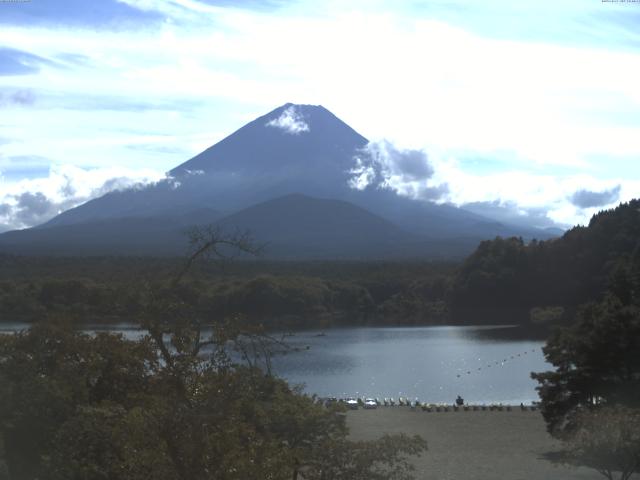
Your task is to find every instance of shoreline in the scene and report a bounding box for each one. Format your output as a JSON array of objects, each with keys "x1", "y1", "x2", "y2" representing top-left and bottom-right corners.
[
  {"x1": 0, "y1": 319, "x2": 549, "y2": 338},
  {"x1": 333, "y1": 401, "x2": 539, "y2": 411}
]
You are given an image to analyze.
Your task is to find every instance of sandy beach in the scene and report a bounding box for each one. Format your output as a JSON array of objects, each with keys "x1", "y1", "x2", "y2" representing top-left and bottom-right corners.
[{"x1": 347, "y1": 407, "x2": 603, "y2": 480}]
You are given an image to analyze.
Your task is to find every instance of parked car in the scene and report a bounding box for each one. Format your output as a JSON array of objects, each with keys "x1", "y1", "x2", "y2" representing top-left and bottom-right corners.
[
  {"x1": 364, "y1": 398, "x2": 377, "y2": 409},
  {"x1": 346, "y1": 398, "x2": 358, "y2": 409}
]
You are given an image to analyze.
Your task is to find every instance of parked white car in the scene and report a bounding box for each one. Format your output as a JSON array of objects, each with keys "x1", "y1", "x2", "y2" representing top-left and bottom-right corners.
[
  {"x1": 364, "y1": 398, "x2": 377, "y2": 409},
  {"x1": 346, "y1": 398, "x2": 359, "y2": 409}
]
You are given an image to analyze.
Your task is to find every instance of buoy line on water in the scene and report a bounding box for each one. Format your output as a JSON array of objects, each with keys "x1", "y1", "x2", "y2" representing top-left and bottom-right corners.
[
  {"x1": 311, "y1": 347, "x2": 543, "y2": 411},
  {"x1": 455, "y1": 347, "x2": 540, "y2": 379}
]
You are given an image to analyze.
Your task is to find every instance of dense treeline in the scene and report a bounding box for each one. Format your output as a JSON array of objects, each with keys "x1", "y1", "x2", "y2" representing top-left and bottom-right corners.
[
  {"x1": 0, "y1": 255, "x2": 453, "y2": 283},
  {"x1": 0, "y1": 257, "x2": 455, "y2": 328},
  {"x1": 449, "y1": 200, "x2": 640, "y2": 327},
  {"x1": 533, "y1": 291, "x2": 640, "y2": 436}
]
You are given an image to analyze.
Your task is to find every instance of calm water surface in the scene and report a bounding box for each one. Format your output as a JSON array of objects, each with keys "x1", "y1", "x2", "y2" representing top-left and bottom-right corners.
[
  {"x1": 270, "y1": 326, "x2": 549, "y2": 404},
  {"x1": 0, "y1": 323, "x2": 548, "y2": 404}
]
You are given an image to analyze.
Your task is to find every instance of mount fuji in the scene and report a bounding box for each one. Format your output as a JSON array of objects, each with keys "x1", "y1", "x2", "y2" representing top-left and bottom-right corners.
[{"x1": 0, "y1": 104, "x2": 558, "y2": 258}]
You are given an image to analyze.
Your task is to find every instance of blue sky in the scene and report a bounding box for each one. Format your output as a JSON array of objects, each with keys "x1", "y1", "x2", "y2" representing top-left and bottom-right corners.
[{"x1": 0, "y1": 0, "x2": 639, "y2": 231}]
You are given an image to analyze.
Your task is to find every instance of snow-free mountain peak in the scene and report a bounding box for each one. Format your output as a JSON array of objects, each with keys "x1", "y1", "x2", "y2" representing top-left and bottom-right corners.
[{"x1": 169, "y1": 103, "x2": 367, "y2": 178}]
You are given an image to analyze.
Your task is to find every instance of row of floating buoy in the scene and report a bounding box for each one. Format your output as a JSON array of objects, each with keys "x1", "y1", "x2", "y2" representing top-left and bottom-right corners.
[
  {"x1": 456, "y1": 348, "x2": 540, "y2": 378},
  {"x1": 317, "y1": 396, "x2": 538, "y2": 412}
]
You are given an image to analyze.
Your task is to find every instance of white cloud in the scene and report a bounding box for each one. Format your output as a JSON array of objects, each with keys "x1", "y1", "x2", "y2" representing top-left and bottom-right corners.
[
  {"x1": 0, "y1": 165, "x2": 164, "y2": 231},
  {"x1": 350, "y1": 140, "x2": 448, "y2": 201},
  {"x1": 348, "y1": 141, "x2": 636, "y2": 228},
  {"x1": 117, "y1": 0, "x2": 224, "y2": 17},
  {"x1": 348, "y1": 157, "x2": 376, "y2": 191},
  {"x1": 266, "y1": 105, "x2": 310, "y2": 134},
  {"x1": 429, "y1": 155, "x2": 640, "y2": 227},
  {"x1": 460, "y1": 200, "x2": 560, "y2": 230}
]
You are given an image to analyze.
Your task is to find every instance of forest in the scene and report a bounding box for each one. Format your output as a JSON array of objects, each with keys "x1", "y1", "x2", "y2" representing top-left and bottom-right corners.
[
  {"x1": 0, "y1": 256, "x2": 453, "y2": 329},
  {"x1": 450, "y1": 199, "x2": 640, "y2": 327},
  {"x1": 1, "y1": 200, "x2": 638, "y2": 333}
]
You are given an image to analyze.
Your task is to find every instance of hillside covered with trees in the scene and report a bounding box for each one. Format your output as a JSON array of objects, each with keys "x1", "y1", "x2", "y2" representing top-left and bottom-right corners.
[{"x1": 449, "y1": 200, "x2": 640, "y2": 328}]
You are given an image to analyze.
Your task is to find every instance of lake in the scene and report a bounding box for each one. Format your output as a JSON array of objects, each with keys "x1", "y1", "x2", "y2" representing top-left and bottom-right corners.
[
  {"x1": 0, "y1": 323, "x2": 549, "y2": 404},
  {"x1": 270, "y1": 326, "x2": 549, "y2": 405}
]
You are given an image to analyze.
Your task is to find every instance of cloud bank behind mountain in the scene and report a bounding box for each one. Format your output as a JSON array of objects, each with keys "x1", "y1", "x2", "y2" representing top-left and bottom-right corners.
[{"x1": 0, "y1": 164, "x2": 164, "y2": 232}]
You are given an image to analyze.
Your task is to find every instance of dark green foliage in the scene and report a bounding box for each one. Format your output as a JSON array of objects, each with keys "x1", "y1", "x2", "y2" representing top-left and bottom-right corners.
[
  {"x1": 449, "y1": 236, "x2": 531, "y2": 322},
  {"x1": 203, "y1": 275, "x2": 375, "y2": 327},
  {"x1": 532, "y1": 295, "x2": 640, "y2": 437},
  {"x1": 450, "y1": 200, "x2": 640, "y2": 325},
  {"x1": 529, "y1": 306, "x2": 565, "y2": 326},
  {"x1": 0, "y1": 257, "x2": 456, "y2": 328},
  {"x1": 379, "y1": 275, "x2": 450, "y2": 324},
  {"x1": 0, "y1": 322, "x2": 157, "y2": 480},
  {"x1": 0, "y1": 320, "x2": 427, "y2": 480}
]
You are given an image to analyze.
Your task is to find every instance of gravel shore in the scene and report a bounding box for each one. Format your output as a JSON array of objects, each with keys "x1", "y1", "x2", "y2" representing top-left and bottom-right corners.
[{"x1": 347, "y1": 407, "x2": 602, "y2": 480}]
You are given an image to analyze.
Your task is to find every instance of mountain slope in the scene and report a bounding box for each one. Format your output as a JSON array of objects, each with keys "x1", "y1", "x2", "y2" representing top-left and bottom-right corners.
[
  {"x1": 43, "y1": 103, "x2": 369, "y2": 228},
  {"x1": 0, "y1": 103, "x2": 560, "y2": 257},
  {"x1": 217, "y1": 193, "x2": 421, "y2": 258},
  {"x1": 0, "y1": 194, "x2": 484, "y2": 258},
  {"x1": 4, "y1": 194, "x2": 412, "y2": 257},
  {"x1": 170, "y1": 103, "x2": 368, "y2": 177},
  {"x1": 0, "y1": 208, "x2": 222, "y2": 256}
]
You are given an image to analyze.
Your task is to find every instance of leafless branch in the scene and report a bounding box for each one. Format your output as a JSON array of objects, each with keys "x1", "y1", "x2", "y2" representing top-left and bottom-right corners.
[{"x1": 172, "y1": 225, "x2": 265, "y2": 288}]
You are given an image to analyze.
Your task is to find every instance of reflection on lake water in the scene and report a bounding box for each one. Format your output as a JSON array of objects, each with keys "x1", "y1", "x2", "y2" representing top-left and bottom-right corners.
[
  {"x1": 0, "y1": 323, "x2": 549, "y2": 404},
  {"x1": 270, "y1": 326, "x2": 549, "y2": 404}
]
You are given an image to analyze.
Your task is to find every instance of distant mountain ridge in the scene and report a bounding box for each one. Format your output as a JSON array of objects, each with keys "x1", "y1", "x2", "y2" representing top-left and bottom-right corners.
[{"x1": 0, "y1": 103, "x2": 560, "y2": 258}]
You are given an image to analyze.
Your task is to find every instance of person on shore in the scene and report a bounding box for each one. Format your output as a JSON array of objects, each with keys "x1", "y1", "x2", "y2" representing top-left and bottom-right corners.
[{"x1": 456, "y1": 395, "x2": 464, "y2": 406}]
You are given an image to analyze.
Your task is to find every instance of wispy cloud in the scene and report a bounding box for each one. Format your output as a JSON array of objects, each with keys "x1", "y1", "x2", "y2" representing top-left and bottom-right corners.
[
  {"x1": 406, "y1": 0, "x2": 640, "y2": 51},
  {"x1": 461, "y1": 200, "x2": 563, "y2": 230},
  {"x1": 0, "y1": 88, "x2": 35, "y2": 107},
  {"x1": 0, "y1": 47, "x2": 60, "y2": 76},
  {"x1": 350, "y1": 140, "x2": 448, "y2": 201},
  {"x1": 0, "y1": 0, "x2": 165, "y2": 28}
]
